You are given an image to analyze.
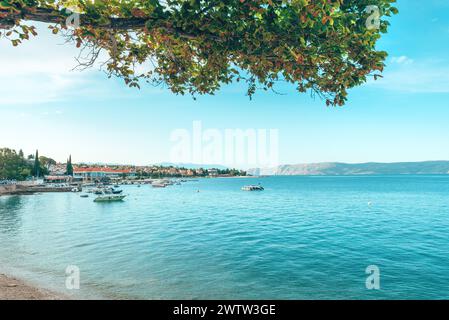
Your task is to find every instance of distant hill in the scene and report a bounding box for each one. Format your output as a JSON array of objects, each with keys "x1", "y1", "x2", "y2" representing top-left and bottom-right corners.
[
  {"x1": 157, "y1": 163, "x2": 228, "y2": 170},
  {"x1": 75, "y1": 162, "x2": 228, "y2": 170},
  {"x1": 248, "y1": 161, "x2": 449, "y2": 176}
]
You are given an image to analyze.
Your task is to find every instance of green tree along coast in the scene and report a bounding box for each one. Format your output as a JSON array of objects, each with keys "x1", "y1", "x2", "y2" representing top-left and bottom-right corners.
[
  {"x1": 0, "y1": 0, "x2": 398, "y2": 106},
  {"x1": 0, "y1": 148, "x2": 32, "y2": 180},
  {"x1": 40, "y1": 156, "x2": 57, "y2": 172},
  {"x1": 66, "y1": 155, "x2": 74, "y2": 176},
  {"x1": 0, "y1": 148, "x2": 54, "y2": 180},
  {"x1": 32, "y1": 150, "x2": 40, "y2": 178}
]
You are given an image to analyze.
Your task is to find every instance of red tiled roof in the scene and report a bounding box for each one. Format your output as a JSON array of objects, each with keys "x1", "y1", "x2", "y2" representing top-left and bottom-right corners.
[{"x1": 74, "y1": 167, "x2": 131, "y2": 174}]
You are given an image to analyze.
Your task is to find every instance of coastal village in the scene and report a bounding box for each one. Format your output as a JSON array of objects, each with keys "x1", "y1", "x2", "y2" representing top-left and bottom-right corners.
[
  {"x1": 0, "y1": 148, "x2": 249, "y2": 197},
  {"x1": 46, "y1": 163, "x2": 246, "y2": 182}
]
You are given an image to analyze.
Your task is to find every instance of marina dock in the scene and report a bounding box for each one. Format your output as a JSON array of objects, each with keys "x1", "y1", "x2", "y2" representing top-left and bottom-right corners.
[{"x1": 0, "y1": 184, "x2": 73, "y2": 196}]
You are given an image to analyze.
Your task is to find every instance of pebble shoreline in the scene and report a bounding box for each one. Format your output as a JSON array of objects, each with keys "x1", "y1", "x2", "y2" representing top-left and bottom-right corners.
[{"x1": 0, "y1": 273, "x2": 66, "y2": 300}]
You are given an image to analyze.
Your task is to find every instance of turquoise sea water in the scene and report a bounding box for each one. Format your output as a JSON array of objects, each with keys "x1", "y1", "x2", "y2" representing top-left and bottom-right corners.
[{"x1": 1, "y1": 176, "x2": 449, "y2": 299}]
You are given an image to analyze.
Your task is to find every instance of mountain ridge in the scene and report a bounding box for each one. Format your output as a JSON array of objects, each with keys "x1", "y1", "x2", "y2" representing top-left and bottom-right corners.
[{"x1": 248, "y1": 161, "x2": 449, "y2": 176}]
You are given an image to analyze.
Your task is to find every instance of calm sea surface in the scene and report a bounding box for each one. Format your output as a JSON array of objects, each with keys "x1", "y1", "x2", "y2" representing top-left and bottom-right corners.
[{"x1": 1, "y1": 176, "x2": 449, "y2": 299}]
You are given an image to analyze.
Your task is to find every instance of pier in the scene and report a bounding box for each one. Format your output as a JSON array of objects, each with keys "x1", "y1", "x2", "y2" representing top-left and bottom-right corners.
[{"x1": 0, "y1": 184, "x2": 73, "y2": 196}]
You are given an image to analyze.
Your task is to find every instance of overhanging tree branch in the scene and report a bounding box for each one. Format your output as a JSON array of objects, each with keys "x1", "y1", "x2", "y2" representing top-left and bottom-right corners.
[
  {"x1": 0, "y1": 0, "x2": 398, "y2": 106},
  {"x1": 0, "y1": 6, "x2": 218, "y2": 40},
  {"x1": 0, "y1": 7, "x2": 149, "y2": 29}
]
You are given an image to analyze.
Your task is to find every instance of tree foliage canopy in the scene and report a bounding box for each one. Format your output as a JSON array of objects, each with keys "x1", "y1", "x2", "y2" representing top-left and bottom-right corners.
[
  {"x1": 0, "y1": 148, "x2": 55, "y2": 180},
  {"x1": 66, "y1": 155, "x2": 73, "y2": 176},
  {"x1": 0, "y1": 148, "x2": 31, "y2": 180},
  {"x1": 0, "y1": 0, "x2": 397, "y2": 105}
]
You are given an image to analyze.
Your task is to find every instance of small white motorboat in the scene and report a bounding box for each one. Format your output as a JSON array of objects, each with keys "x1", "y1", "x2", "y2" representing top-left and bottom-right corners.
[
  {"x1": 242, "y1": 184, "x2": 264, "y2": 191},
  {"x1": 152, "y1": 180, "x2": 168, "y2": 188},
  {"x1": 94, "y1": 195, "x2": 126, "y2": 202}
]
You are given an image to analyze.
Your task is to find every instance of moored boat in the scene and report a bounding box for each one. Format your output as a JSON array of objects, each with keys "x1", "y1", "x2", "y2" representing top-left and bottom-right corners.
[
  {"x1": 242, "y1": 184, "x2": 264, "y2": 191},
  {"x1": 94, "y1": 195, "x2": 126, "y2": 202},
  {"x1": 152, "y1": 180, "x2": 168, "y2": 188},
  {"x1": 152, "y1": 183, "x2": 167, "y2": 188}
]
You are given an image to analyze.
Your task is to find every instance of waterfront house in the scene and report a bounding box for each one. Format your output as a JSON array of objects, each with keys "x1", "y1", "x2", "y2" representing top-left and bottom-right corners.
[
  {"x1": 208, "y1": 169, "x2": 219, "y2": 177},
  {"x1": 44, "y1": 175, "x2": 71, "y2": 184},
  {"x1": 73, "y1": 167, "x2": 134, "y2": 181}
]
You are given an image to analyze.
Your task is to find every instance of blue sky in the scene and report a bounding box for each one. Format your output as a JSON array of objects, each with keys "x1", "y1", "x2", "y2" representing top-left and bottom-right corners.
[{"x1": 1, "y1": 0, "x2": 449, "y2": 168}]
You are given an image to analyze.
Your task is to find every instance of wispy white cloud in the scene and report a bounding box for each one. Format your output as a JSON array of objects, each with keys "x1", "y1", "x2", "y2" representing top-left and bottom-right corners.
[
  {"x1": 368, "y1": 57, "x2": 449, "y2": 94},
  {"x1": 0, "y1": 70, "x2": 91, "y2": 105},
  {"x1": 0, "y1": 25, "x2": 94, "y2": 105},
  {"x1": 0, "y1": 23, "x2": 163, "y2": 106},
  {"x1": 390, "y1": 55, "x2": 414, "y2": 65}
]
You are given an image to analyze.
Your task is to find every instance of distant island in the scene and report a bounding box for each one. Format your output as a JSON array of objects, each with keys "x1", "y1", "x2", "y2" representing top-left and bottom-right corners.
[{"x1": 248, "y1": 161, "x2": 449, "y2": 176}]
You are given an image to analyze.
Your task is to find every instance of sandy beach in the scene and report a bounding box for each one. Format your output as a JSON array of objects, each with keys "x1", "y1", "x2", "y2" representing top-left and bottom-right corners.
[{"x1": 0, "y1": 273, "x2": 66, "y2": 300}]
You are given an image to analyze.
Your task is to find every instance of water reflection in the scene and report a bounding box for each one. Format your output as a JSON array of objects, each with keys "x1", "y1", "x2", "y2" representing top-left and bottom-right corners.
[{"x1": 0, "y1": 195, "x2": 23, "y2": 235}]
